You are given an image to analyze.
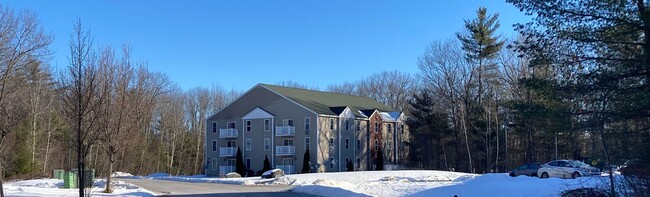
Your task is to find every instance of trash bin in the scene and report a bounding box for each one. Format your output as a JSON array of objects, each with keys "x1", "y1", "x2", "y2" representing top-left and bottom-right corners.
[
  {"x1": 83, "y1": 169, "x2": 95, "y2": 188},
  {"x1": 63, "y1": 171, "x2": 77, "y2": 189},
  {"x1": 52, "y1": 169, "x2": 65, "y2": 179}
]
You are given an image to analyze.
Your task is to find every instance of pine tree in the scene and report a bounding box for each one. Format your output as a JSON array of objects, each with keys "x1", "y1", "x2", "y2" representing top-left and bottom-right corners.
[
  {"x1": 376, "y1": 147, "x2": 384, "y2": 171},
  {"x1": 346, "y1": 159, "x2": 354, "y2": 171},
  {"x1": 235, "y1": 147, "x2": 246, "y2": 176},
  {"x1": 406, "y1": 90, "x2": 451, "y2": 170},
  {"x1": 262, "y1": 155, "x2": 272, "y2": 172},
  {"x1": 301, "y1": 148, "x2": 311, "y2": 173}
]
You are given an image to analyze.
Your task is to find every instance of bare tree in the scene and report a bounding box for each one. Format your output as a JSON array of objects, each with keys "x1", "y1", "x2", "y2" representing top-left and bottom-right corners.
[{"x1": 0, "y1": 5, "x2": 52, "y2": 196}]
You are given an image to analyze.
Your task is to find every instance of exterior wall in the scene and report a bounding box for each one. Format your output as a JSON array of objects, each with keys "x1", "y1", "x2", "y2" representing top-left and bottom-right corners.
[
  {"x1": 396, "y1": 117, "x2": 410, "y2": 166},
  {"x1": 355, "y1": 119, "x2": 369, "y2": 171},
  {"x1": 205, "y1": 86, "x2": 317, "y2": 176},
  {"x1": 382, "y1": 122, "x2": 396, "y2": 164},
  {"x1": 368, "y1": 111, "x2": 383, "y2": 170},
  {"x1": 316, "y1": 116, "x2": 339, "y2": 172}
]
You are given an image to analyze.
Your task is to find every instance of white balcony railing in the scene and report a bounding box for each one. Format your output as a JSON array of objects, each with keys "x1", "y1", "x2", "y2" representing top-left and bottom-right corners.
[
  {"x1": 276, "y1": 165, "x2": 295, "y2": 174},
  {"x1": 275, "y1": 146, "x2": 296, "y2": 156},
  {"x1": 219, "y1": 128, "x2": 238, "y2": 138},
  {"x1": 275, "y1": 126, "x2": 295, "y2": 136},
  {"x1": 220, "y1": 147, "x2": 237, "y2": 157},
  {"x1": 219, "y1": 166, "x2": 234, "y2": 175}
]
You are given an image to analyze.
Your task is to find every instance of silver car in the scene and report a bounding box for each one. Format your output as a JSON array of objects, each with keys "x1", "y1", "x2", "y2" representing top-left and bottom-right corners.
[{"x1": 538, "y1": 160, "x2": 601, "y2": 179}]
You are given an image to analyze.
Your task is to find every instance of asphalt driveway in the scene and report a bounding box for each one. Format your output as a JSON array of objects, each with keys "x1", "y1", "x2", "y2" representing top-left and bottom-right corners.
[{"x1": 117, "y1": 178, "x2": 318, "y2": 197}]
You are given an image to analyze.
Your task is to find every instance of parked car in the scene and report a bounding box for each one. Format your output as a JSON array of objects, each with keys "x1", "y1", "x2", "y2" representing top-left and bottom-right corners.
[
  {"x1": 509, "y1": 163, "x2": 541, "y2": 177},
  {"x1": 538, "y1": 160, "x2": 601, "y2": 179},
  {"x1": 619, "y1": 160, "x2": 650, "y2": 177}
]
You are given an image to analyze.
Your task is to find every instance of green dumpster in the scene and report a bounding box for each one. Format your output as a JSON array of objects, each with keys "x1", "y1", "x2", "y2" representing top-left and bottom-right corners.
[
  {"x1": 63, "y1": 171, "x2": 77, "y2": 189},
  {"x1": 52, "y1": 169, "x2": 65, "y2": 179},
  {"x1": 83, "y1": 169, "x2": 95, "y2": 188}
]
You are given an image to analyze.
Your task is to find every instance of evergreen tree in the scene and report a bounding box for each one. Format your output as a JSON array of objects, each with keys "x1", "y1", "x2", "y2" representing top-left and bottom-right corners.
[
  {"x1": 376, "y1": 147, "x2": 385, "y2": 171},
  {"x1": 406, "y1": 90, "x2": 451, "y2": 170},
  {"x1": 301, "y1": 148, "x2": 311, "y2": 173},
  {"x1": 346, "y1": 159, "x2": 354, "y2": 171},
  {"x1": 262, "y1": 155, "x2": 272, "y2": 172},
  {"x1": 235, "y1": 147, "x2": 246, "y2": 175}
]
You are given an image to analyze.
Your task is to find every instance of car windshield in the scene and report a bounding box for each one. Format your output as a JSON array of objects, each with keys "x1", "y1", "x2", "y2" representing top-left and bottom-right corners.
[{"x1": 568, "y1": 160, "x2": 589, "y2": 167}]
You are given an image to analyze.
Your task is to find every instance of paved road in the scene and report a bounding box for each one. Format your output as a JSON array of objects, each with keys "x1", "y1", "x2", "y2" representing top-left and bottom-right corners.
[{"x1": 117, "y1": 178, "x2": 318, "y2": 197}]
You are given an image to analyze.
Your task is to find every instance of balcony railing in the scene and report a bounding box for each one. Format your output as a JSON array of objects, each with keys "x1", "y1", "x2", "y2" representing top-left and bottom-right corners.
[
  {"x1": 275, "y1": 146, "x2": 295, "y2": 156},
  {"x1": 220, "y1": 147, "x2": 237, "y2": 157},
  {"x1": 275, "y1": 126, "x2": 295, "y2": 136},
  {"x1": 276, "y1": 165, "x2": 295, "y2": 174},
  {"x1": 219, "y1": 166, "x2": 234, "y2": 175},
  {"x1": 219, "y1": 128, "x2": 238, "y2": 138}
]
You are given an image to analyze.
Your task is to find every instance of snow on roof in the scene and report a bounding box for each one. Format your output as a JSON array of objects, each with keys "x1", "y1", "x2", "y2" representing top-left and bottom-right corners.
[{"x1": 380, "y1": 112, "x2": 396, "y2": 122}]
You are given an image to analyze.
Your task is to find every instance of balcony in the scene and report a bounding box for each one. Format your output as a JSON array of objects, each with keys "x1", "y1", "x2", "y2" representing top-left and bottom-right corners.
[
  {"x1": 220, "y1": 147, "x2": 237, "y2": 157},
  {"x1": 276, "y1": 165, "x2": 295, "y2": 174},
  {"x1": 219, "y1": 166, "x2": 234, "y2": 175},
  {"x1": 275, "y1": 126, "x2": 295, "y2": 136},
  {"x1": 219, "y1": 128, "x2": 238, "y2": 138},
  {"x1": 275, "y1": 146, "x2": 295, "y2": 156}
]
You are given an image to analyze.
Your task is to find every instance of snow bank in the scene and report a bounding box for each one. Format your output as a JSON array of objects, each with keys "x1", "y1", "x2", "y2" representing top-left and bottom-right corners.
[
  {"x1": 4, "y1": 178, "x2": 156, "y2": 197},
  {"x1": 111, "y1": 171, "x2": 134, "y2": 177}
]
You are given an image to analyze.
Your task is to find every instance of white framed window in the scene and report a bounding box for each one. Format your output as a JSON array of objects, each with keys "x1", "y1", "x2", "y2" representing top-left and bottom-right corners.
[
  {"x1": 374, "y1": 122, "x2": 378, "y2": 133},
  {"x1": 305, "y1": 137, "x2": 310, "y2": 150},
  {"x1": 212, "y1": 122, "x2": 217, "y2": 133},
  {"x1": 374, "y1": 139, "x2": 378, "y2": 151},
  {"x1": 345, "y1": 138, "x2": 349, "y2": 150},
  {"x1": 283, "y1": 139, "x2": 294, "y2": 146},
  {"x1": 388, "y1": 124, "x2": 392, "y2": 133},
  {"x1": 227, "y1": 140, "x2": 237, "y2": 147},
  {"x1": 212, "y1": 140, "x2": 217, "y2": 152},
  {"x1": 264, "y1": 138, "x2": 270, "y2": 151},
  {"x1": 388, "y1": 140, "x2": 392, "y2": 150},
  {"x1": 246, "y1": 139, "x2": 252, "y2": 151},
  {"x1": 329, "y1": 119, "x2": 334, "y2": 130},
  {"x1": 246, "y1": 157, "x2": 251, "y2": 170},
  {"x1": 346, "y1": 157, "x2": 350, "y2": 164},
  {"x1": 246, "y1": 120, "x2": 252, "y2": 132},
  {"x1": 212, "y1": 158, "x2": 218, "y2": 170},
  {"x1": 283, "y1": 119, "x2": 294, "y2": 126},
  {"x1": 356, "y1": 139, "x2": 360, "y2": 150},
  {"x1": 356, "y1": 121, "x2": 360, "y2": 131},
  {"x1": 264, "y1": 119, "x2": 270, "y2": 131},
  {"x1": 304, "y1": 117, "x2": 310, "y2": 130},
  {"x1": 345, "y1": 119, "x2": 349, "y2": 131},
  {"x1": 227, "y1": 122, "x2": 236, "y2": 129}
]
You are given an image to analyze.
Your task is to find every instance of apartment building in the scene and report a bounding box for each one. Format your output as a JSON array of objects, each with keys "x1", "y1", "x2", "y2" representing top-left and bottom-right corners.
[{"x1": 205, "y1": 84, "x2": 409, "y2": 176}]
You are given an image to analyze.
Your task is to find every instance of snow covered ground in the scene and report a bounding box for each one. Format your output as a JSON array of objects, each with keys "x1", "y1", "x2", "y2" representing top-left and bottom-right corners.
[
  {"x1": 7, "y1": 170, "x2": 620, "y2": 197},
  {"x1": 119, "y1": 170, "x2": 620, "y2": 197},
  {"x1": 4, "y1": 178, "x2": 156, "y2": 197}
]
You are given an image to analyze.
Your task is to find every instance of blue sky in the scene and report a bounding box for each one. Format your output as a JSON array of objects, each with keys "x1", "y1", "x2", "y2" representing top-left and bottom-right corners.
[{"x1": 3, "y1": 0, "x2": 528, "y2": 91}]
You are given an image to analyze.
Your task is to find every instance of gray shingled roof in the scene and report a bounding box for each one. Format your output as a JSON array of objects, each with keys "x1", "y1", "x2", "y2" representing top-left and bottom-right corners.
[{"x1": 260, "y1": 84, "x2": 394, "y2": 117}]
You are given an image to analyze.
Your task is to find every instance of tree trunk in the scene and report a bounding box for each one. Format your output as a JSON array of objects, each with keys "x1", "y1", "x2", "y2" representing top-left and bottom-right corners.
[
  {"x1": 104, "y1": 153, "x2": 114, "y2": 193},
  {"x1": 461, "y1": 103, "x2": 473, "y2": 173}
]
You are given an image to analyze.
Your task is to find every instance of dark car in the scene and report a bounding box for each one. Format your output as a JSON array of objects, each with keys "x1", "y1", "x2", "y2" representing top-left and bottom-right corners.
[
  {"x1": 620, "y1": 160, "x2": 650, "y2": 177},
  {"x1": 509, "y1": 163, "x2": 541, "y2": 177}
]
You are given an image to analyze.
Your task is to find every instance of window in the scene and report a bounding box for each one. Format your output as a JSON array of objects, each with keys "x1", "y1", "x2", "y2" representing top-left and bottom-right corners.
[
  {"x1": 345, "y1": 138, "x2": 349, "y2": 150},
  {"x1": 356, "y1": 158, "x2": 360, "y2": 169},
  {"x1": 356, "y1": 121, "x2": 360, "y2": 131},
  {"x1": 212, "y1": 140, "x2": 217, "y2": 152},
  {"x1": 283, "y1": 119, "x2": 294, "y2": 126},
  {"x1": 346, "y1": 157, "x2": 350, "y2": 166},
  {"x1": 357, "y1": 139, "x2": 360, "y2": 150},
  {"x1": 246, "y1": 139, "x2": 252, "y2": 151},
  {"x1": 329, "y1": 138, "x2": 334, "y2": 147},
  {"x1": 246, "y1": 120, "x2": 252, "y2": 132},
  {"x1": 388, "y1": 140, "x2": 392, "y2": 150},
  {"x1": 345, "y1": 119, "x2": 349, "y2": 131},
  {"x1": 330, "y1": 158, "x2": 334, "y2": 169},
  {"x1": 264, "y1": 119, "x2": 270, "y2": 131},
  {"x1": 304, "y1": 117, "x2": 310, "y2": 130},
  {"x1": 212, "y1": 158, "x2": 218, "y2": 170},
  {"x1": 264, "y1": 138, "x2": 270, "y2": 151},
  {"x1": 388, "y1": 124, "x2": 392, "y2": 133},
  {"x1": 227, "y1": 122, "x2": 236, "y2": 129},
  {"x1": 305, "y1": 137, "x2": 310, "y2": 150},
  {"x1": 227, "y1": 141, "x2": 237, "y2": 147},
  {"x1": 283, "y1": 139, "x2": 294, "y2": 146},
  {"x1": 329, "y1": 119, "x2": 334, "y2": 130},
  {"x1": 374, "y1": 122, "x2": 378, "y2": 133},
  {"x1": 212, "y1": 122, "x2": 217, "y2": 133},
  {"x1": 400, "y1": 125, "x2": 404, "y2": 134},
  {"x1": 374, "y1": 139, "x2": 378, "y2": 151},
  {"x1": 246, "y1": 158, "x2": 251, "y2": 170}
]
